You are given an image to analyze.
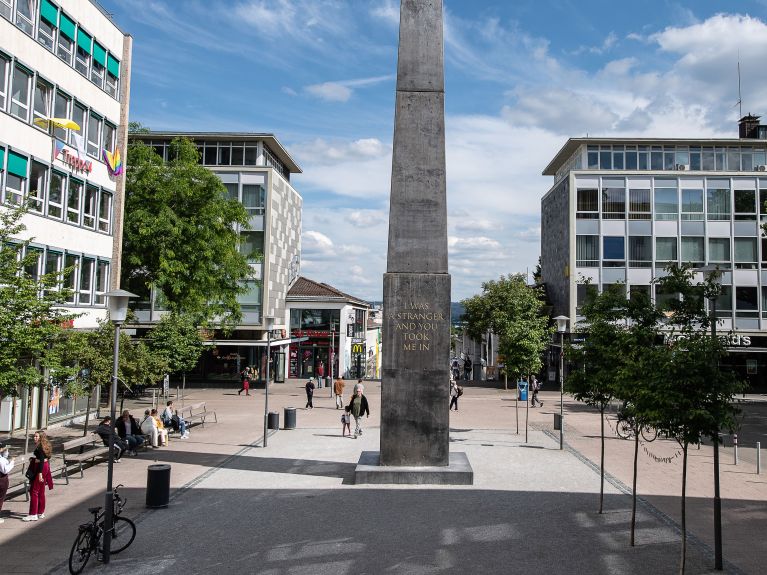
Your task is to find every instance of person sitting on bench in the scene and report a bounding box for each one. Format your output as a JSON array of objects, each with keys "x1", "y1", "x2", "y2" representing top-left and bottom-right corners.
[
  {"x1": 95, "y1": 416, "x2": 130, "y2": 459},
  {"x1": 140, "y1": 409, "x2": 165, "y2": 447},
  {"x1": 161, "y1": 400, "x2": 189, "y2": 439},
  {"x1": 117, "y1": 410, "x2": 145, "y2": 454}
]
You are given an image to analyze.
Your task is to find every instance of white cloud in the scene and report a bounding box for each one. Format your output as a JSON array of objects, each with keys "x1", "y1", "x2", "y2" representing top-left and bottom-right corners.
[
  {"x1": 306, "y1": 82, "x2": 353, "y2": 102},
  {"x1": 371, "y1": 0, "x2": 399, "y2": 25},
  {"x1": 293, "y1": 138, "x2": 389, "y2": 165},
  {"x1": 302, "y1": 230, "x2": 335, "y2": 258},
  {"x1": 348, "y1": 210, "x2": 387, "y2": 228}
]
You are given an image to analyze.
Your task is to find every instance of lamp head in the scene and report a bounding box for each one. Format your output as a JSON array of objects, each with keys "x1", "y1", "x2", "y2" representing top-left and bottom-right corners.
[
  {"x1": 554, "y1": 315, "x2": 570, "y2": 333},
  {"x1": 264, "y1": 316, "x2": 275, "y2": 331},
  {"x1": 105, "y1": 289, "x2": 138, "y2": 324}
]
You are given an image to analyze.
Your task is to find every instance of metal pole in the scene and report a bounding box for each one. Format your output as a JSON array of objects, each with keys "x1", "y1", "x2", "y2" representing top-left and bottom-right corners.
[
  {"x1": 559, "y1": 331, "x2": 564, "y2": 450},
  {"x1": 102, "y1": 321, "x2": 121, "y2": 564},
  {"x1": 711, "y1": 295, "x2": 722, "y2": 571},
  {"x1": 263, "y1": 328, "x2": 272, "y2": 447},
  {"x1": 733, "y1": 434, "x2": 738, "y2": 465},
  {"x1": 757, "y1": 442, "x2": 761, "y2": 474},
  {"x1": 329, "y1": 327, "x2": 334, "y2": 398}
]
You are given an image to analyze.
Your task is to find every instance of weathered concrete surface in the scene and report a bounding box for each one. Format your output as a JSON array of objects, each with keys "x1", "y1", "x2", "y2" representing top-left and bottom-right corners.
[
  {"x1": 380, "y1": 273, "x2": 451, "y2": 466},
  {"x1": 355, "y1": 450, "x2": 473, "y2": 484},
  {"x1": 396, "y1": 0, "x2": 444, "y2": 93}
]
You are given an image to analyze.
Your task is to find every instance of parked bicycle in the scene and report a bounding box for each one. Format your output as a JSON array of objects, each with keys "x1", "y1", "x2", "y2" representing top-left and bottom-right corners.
[
  {"x1": 615, "y1": 403, "x2": 658, "y2": 442},
  {"x1": 68, "y1": 484, "x2": 136, "y2": 574}
]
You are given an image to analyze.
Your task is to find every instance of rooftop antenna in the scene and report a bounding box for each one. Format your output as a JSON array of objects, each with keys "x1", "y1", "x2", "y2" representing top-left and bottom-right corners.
[{"x1": 736, "y1": 52, "x2": 743, "y2": 118}]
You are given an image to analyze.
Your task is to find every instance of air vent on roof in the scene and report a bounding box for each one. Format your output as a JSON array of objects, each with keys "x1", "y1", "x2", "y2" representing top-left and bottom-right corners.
[
  {"x1": 675, "y1": 164, "x2": 690, "y2": 171},
  {"x1": 757, "y1": 165, "x2": 767, "y2": 172}
]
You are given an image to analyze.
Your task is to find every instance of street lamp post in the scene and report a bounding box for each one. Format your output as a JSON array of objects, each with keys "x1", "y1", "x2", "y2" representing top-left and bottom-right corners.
[
  {"x1": 697, "y1": 265, "x2": 723, "y2": 570},
  {"x1": 102, "y1": 289, "x2": 137, "y2": 565},
  {"x1": 554, "y1": 315, "x2": 569, "y2": 451},
  {"x1": 262, "y1": 316, "x2": 275, "y2": 447}
]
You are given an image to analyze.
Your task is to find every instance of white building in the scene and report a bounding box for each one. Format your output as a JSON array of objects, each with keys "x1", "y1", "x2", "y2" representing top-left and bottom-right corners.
[
  {"x1": 540, "y1": 116, "x2": 767, "y2": 391},
  {"x1": 0, "y1": 0, "x2": 131, "y2": 428}
]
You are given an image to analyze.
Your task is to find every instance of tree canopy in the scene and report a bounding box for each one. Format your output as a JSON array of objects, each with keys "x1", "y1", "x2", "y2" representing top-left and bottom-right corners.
[
  {"x1": 462, "y1": 274, "x2": 551, "y2": 378},
  {"x1": 146, "y1": 312, "x2": 204, "y2": 376},
  {"x1": 122, "y1": 138, "x2": 252, "y2": 326}
]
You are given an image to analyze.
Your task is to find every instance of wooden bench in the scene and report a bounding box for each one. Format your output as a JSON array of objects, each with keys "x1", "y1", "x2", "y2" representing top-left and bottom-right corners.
[
  {"x1": 62, "y1": 433, "x2": 111, "y2": 483},
  {"x1": 180, "y1": 402, "x2": 217, "y2": 428}
]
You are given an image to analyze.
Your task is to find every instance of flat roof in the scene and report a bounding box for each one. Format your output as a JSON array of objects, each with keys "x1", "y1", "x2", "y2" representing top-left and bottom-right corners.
[
  {"x1": 542, "y1": 137, "x2": 767, "y2": 176},
  {"x1": 134, "y1": 131, "x2": 302, "y2": 174}
]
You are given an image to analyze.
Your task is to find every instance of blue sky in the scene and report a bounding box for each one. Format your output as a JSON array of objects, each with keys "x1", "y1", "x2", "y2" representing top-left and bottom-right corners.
[{"x1": 100, "y1": 0, "x2": 767, "y2": 301}]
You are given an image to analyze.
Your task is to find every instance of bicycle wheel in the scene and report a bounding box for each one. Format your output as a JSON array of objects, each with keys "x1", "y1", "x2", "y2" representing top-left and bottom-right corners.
[
  {"x1": 68, "y1": 529, "x2": 93, "y2": 575},
  {"x1": 108, "y1": 516, "x2": 136, "y2": 554},
  {"x1": 641, "y1": 425, "x2": 658, "y2": 442},
  {"x1": 615, "y1": 418, "x2": 633, "y2": 439}
]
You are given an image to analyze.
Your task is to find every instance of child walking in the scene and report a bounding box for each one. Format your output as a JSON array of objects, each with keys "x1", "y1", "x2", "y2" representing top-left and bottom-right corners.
[{"x1": 341, "y1": 407, "x2": 351, "y2": 437}]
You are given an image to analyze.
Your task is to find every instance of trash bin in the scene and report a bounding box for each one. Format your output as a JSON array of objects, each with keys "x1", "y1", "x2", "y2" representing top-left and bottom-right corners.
[
  {"x1": 554, "y1": 413, "x2": 562, "y2": 430},
  {"x1": 284, "y1": 407, "x2": 296, "y2": 430},
  {"x1": 267, "y1": 411, "x2": 280, "y2": 430},
  {"x1": 145, "y1": 464, "x2": 171, "y2": 508},
  {"x1": 517, "y1": 380, "x2": 528, "y2": 401}
]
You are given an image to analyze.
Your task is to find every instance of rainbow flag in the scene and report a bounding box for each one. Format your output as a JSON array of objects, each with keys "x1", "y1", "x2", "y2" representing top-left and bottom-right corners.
[{"x1": 103, "y1": 147, "x2": 123, "y2": 176}]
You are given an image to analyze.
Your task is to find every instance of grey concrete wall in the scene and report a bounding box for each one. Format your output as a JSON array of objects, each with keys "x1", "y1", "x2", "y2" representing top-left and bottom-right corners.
[{"x1": 540, "y1": 177, "x2": 570, "y2": 317}]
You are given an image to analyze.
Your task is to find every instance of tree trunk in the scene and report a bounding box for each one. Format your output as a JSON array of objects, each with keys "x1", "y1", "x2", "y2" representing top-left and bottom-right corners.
[
  {"x1": 631, "y1": 430, "x2": 639, "y2": 546},
  {"x1": 599, "y1": 404, "x2": 605, "y2": 514},
  {"x1": 515, "y1": 381, "x2": 519, "y2": 435},
  {"x1": 679, "y1": 442, "x2": 688, "y2": 575},
  {"x1": 524, "y1": 374, "x2": 529, "y2": 443},
  {"x1": 182, "y1": 371, "x2": 187, "y2": 404},
  {"x1": 9, "y1": 393, "x2": 17, "y2": 438},
  {"x1": 82, "y1": 389, "x2": 92, "y2": 437}
]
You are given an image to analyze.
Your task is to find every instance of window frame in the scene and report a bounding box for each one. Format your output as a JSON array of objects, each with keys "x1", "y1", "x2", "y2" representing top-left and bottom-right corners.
[
  {"x1": 66, "y1": 177, "x2": 82, "y2": 224},
  {"x1": 53, "y1": 89, "x2": 71, "y2": 141},
  {"x1": 86, "y1": 110, "x2": 102, "y2": 157},
  {"x1": 47, "y1": 169, "x2": 65, "y2": 219},
  {"x1": 15, "y1": 0, "x2": 36, "y2": 35},
  {"x1": 32, "y1": 77, "x2": 52, "y2": 127},
  {"x1": 98, "y1": 190, "x2": 112, "y2": 233},
  {"x1": 10, "y1": 64, "x2": 32, "y2": 122},
  {"x1": 28, "y1": 160, "x2": 47, "y2": 213},
  {"x1": 0, "y1": 53, "x2": 9, "y2": 111}
]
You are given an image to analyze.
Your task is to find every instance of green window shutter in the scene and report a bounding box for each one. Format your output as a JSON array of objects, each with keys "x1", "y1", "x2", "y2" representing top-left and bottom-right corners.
[
  {"x1": 0, "y1": 148, "x2": 5, "y2": 171},
  {"x1": 59, "y1": 13, "x2": 75, "y2": 39},
  {"x1": 107, "y1": 54, "x2": 120, "y2": 78},
  {"x1": 41, "y1": 0, "x2": 58, "y2": 27},
  {"x1": 8, "y1": 151, "x2": 29, "y2": 178},
  {"x1": 77, "y1": 29, "x2": 92, "y2": 54},
  {"x1": 93, "y1": 42, "x2": 106, "y2": 66}
]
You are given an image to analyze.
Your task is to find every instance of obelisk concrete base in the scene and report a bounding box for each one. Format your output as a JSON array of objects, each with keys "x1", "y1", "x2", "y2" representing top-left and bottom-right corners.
[{"x1": 354, "y1": 451, "x2": 473, "y2": 485}]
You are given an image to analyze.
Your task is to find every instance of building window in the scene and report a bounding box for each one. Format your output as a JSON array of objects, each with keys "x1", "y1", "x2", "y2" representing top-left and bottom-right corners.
[
  {"x1": 576, "y1": 188, "x2": 598, "y2": 219},
  {"x1": 735, "y1": 286, "x2": 758, "y2": 317},
  {"x1": 75, "y1": 29, "x2": 92, "y2": 77},
  {"x1": 0, "y1": 0, "x2": 11, "y2": 19},
  {"x1": 82, "y1": 184, "x2": 98, "y2": 229},
  {"x1": 53, "y1": 90, "x2": 70, "y2": 140},
  {"x1": 44, "y1": 249, "x2": 61, "y2": 279},
  {"x1": 650, "y1": 146, "x2": 663, "y2": 170},
  {"x1": 709, "y1": 238, "x2": 730, "y2": 264},
  {"x1": 222, "y1": 182, "x2": 238, "y2": 202},
  {"x1": 734, "y1": 189, "x2": 757, "y2": 221},
  {"x1": 734, "y1": 237, "x2": 757, "y2": 269},
  {"x1": 638, "y1": 146, "x2": 649, "y2": 170},
  {"x1": 33, "y1": 78, "x2": 52, "y2": 126},
  {"x1": 64, "y1": 253, "x2": 78, "y2": 304},
  {"x1": 204, "y1": 143, "x2": 217, "y2": 165},
  {"x1": 98, "y1": 190, "x2": 112, "y2": 233},
  {"x1": 15, "y1": 0, "x2": 35, "y2": 35},
  {"x1": 103, "y1": 122, "x2": 116, "y2": 152},
  {"x1": 655, "y1": 237, "x2": 677, "y2": 264},
  {"x1": 628, "y1": 236, "x2": 652, "y2": 267},
  {"x1": 37, "y1": 0, "x2": 57, "y2": 50},
  {"x1": 628, "y1": 188, "x2": 651, "y2": 219},
  {"x1": 576, "y1": 283, "x2": 598, "y2": 314},
  {"x1": 28, "y1": 161, "x2": 47, "y2": 213},
  {"x1": 726, "y1": 148, "x2": 741, "y2": 171},
  {"x1": 0, "y1": 55, "x2": 8, "y2": 110},
  {"x1": 625, "y1": 145, "x2": 637, "y2": 170},
  {"x1": 240, "y1": 231, "x2": 264, "y2": 262},
  {"x1": 57, "y1": 12, "x2": 75, "y2": 65},
  {"x1": 67, "y1": 178, "x2": 82, "y2": 224},
  {"x1": 715, "y1": 285, "x2": 732, "y2": 318},
  {"x1": 575, "y1": 235, "x2": 599, "y2": 267},
  {"x1": 602, "y1": 186, "x2": 625, "y2": 219},
  {"x1": 48, "y1": 170, "x2": 64, "y2": 219},
  {"x1": 90, "y1": 42, "x2": 106, "y2": 88},
  {"x1": 218, "y1": 142, "x2": 231, "y2": 166},
  {"x1": 70, "y1": 101, "x2": 86, "y2": 148},
  {"x1": 707, "y1": 184, "x2": 730, "y2": 221},
  {"x1": 106, "y1": 54, "x2": 120, "y2": 99},
  {"x1": 242, "y1": 184, "x2": 265, "y2": 216},
  {"x1": 24, "y1": 246, "x2": 42, "y2": 281},
  {"x1": 86, "y1": 111, "x2": 101, "y2": 157},
  {"x1": 10, "y1": 65, "x2": 31, "y2": 121},
  {"x1": 654, "y1": 186, "x2": 678, "y2": 220},
  {"x1": 681, "y1": 188, "x2": 704, "y2": 221},
  {"x1": 94, "y1": 260, "x2": 109, "y2": 304},
  {"x1": 231, "y1": 143, "x2": 244, "y2": 166},
  {"x1": 681, "y1": 237, "x2": 704, "y2": 267},
  {"x1": 5, "y1": 151, "x2": 28, "y2": 205},
  {"x1": 655, "y1": 284, "x2": 679, "y2": 309},
  {"x1": 79, "y1": 257, "x2": 93, "y2": 304},
  {"x1": 245, "y1": 145, "x2": 258, "y2": 166},
  {"x1": 602, "y1": 236, "x2": 625, "y2": 267},
  {"x1": 630, "y1": 285, "x2": 651, "y2": 302}
]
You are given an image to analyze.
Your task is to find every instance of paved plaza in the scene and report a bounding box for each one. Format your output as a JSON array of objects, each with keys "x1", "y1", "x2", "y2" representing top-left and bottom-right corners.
[{"x1": 0, "y1": 381, "x2": 764, "y2": 574}]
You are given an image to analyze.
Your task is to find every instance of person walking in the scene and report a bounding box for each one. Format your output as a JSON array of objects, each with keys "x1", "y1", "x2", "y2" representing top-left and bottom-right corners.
[
  {"x1": 0, "y1": 442, "x2": 16, "y2": 523},
  {"x1": 531, "y1": 375, "x2": 543, "y2": 407},
  {"x1": 305, "y1": 378, "x2": 316, "y2": 409},
  {"x1": 463, "y1": 356, "x2": 472, "y2": 381},
  {"x1": 23, "y1": 431, "x2": 54, "y2": 521},
  {"x1": 238, "y1": 366, "x2": 251, "y2": 396},
  {"x1": 449, "y1": 379, "x2": 460, "y2": 411},
  {"x1": 341, "y1": 408, "x2": 351, "y2": 437},
  {"x1": 347, "y1": 384, "x2": 370, "y2": 438},
  {"x1": 333, "y1": 377, "x2": 345, "y2": 409}
]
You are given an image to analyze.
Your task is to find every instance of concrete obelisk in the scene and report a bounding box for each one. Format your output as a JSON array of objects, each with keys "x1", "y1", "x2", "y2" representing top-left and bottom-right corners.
[{"x1": 354, "y1": 0, "x2": 470, "y2": 484}]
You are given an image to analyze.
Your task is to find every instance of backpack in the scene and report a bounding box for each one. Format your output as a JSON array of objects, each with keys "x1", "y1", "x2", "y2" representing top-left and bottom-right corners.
[{"x1": 456, "y1": 386, "x2": 463, "y2": 397}]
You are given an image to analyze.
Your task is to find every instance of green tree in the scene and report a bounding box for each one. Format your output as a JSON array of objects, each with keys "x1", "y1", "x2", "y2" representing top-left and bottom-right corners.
[
  {"x1": 565, "y1": 282, "x2": 627, "y2": 514},
  {"x1": 651, "y1": 264, "x2": 744, "y2": 574},
  {"x1": 122, "y1": 138, "x2": 251, "y2": 326},
  {"x1": 0, "y1": 207, "x2": 74, "y2": 422},
  {"x1": 147, "y1": 311, "x2": 204, "y2": 393},
  {"x1": 463, "y1": 274, "x2": 551, "y2": 382}
]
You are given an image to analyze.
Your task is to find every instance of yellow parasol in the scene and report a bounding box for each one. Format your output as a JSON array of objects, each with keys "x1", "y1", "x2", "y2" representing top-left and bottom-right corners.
[{"x1": 33, "y1": 117, "x2": 81, "y2": 131}]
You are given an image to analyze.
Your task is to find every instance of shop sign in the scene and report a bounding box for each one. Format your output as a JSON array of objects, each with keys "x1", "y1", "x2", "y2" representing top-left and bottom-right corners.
[
  {"x1": 54, "y1": 140, "x2": 93, "y2": 174},
  {"x1": 352, "y1": 343, "x2": 365, "y2": 355}
]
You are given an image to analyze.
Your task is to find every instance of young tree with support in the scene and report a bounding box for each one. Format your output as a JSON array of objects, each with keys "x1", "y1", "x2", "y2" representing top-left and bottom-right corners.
[{"x1": 146, "y1": 312, "x2": 204, "y2": 399}]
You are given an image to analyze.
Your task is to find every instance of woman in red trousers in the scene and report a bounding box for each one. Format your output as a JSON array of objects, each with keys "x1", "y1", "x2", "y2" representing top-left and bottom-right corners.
[{"x1": 23, "y1": 431, "x2": 53, "y2": 521}]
